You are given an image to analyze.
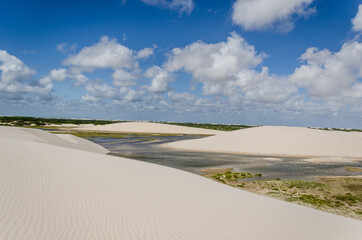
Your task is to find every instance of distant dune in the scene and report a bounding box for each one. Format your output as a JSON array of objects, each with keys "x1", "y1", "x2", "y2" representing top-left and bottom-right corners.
[
  {"x1": 0, "y1": 126, "x2": 361, "y2": 239},
  {"x1": 76, "y1": 121, "x2": 223, "y2": 135},
  {"x1": 164, "y1": 126, "x2": 362, "y2": 158}
]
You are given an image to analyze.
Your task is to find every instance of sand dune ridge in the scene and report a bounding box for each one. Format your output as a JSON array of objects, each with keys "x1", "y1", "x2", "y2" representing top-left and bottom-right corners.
[{"x1": 165, "y1": 126, "x2": 362, "y2": 158}]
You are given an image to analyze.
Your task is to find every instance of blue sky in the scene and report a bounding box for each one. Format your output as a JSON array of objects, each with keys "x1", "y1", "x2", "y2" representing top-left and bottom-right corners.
[{"x1": 0, "y1": 0, "x2": 362, "y2": 128}]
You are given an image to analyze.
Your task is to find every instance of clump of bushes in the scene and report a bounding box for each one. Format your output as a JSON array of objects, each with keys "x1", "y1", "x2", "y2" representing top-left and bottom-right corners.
[{"x1": 211, "y1": 170, "x2": 263, "y2": 183}]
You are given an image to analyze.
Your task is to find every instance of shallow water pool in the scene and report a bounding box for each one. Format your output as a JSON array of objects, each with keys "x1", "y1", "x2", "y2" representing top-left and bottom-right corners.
[{"x1": 89, "y1": 135, "x2": 362, "y2": 180}]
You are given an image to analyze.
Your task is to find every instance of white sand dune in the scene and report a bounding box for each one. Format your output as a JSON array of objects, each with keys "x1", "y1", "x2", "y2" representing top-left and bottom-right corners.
[
  {"x1": 0, "y1": 126, "x2": 108, "y2": 154},
  {"x1": 75, "y1": 121, "x2": 222, "y2": 135},
  {"x1": 164, "y1": 126, "x2": 362, "y2": 158},
  {"x1": 0, "y1": 126, "x2": 361, "y2": 240}
]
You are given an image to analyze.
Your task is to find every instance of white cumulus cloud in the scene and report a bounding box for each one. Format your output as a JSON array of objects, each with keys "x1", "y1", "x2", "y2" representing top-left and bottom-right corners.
[
  {"x1": 168, "y1": 91, "x2": 196, "y2": 103},
  {"x1": 0, "y1": 50, "x2": 36, "y2": 84},
  {"x1": 112, "y1": 69, "x2": 137, "y2": 87},
  {"x1": 84, "y1": 81, "x2": 116, "y2": 101},
  {"x1": 56, "y1": 42, "x2": 77, "y2": 54},
  {"x1": 124, "y1": 88, "x2": 142, "y2": 102},
  {"x1": 49, "y1": 68, "x2": 68, "y2": 82},
  {"x1": 137, "y1": 47, "x2": 154, "y2": 59},
  {"x1": 40, "y1": 68, "x2": 89, "y2": 87},
  {"x1": 63, "y1": 36, "x2": 137, "y2": 71},
  {"x1": 0, "y1": 50, "x2": 52, "y2": 94},
  {"x1": 164, "y1": 32, "x2": 296, "y2": 102},
  {"x1": 165, "y1": 32, "x2": 264, "y2": 82},
  {"x1": 82, "y1": 94, "x2": 98, "y2": 102},
  {"x1": 290, "y1": 42, "x2": 362, "y2": 99},
  {"x1": 145, "y1": 66, "x2": 174, "y2": 93},
  {"x1": 352, "y1": 4, "x2": 362, "y2": 32},
  {"x1": 140, "y1": 0, "x2": 194, "y2": 14},
  {"x1": 242, "y1": 68, "x2": 297, "y2": 103},
  {"x1": 232, "y1": 0, "x2": 315, "y2": 32}
]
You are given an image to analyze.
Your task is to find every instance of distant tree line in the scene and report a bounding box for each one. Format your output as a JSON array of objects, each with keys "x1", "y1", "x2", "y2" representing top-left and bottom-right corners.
[
  {"x1": 317, "y1": 127, "x2": 362, "y2": 133},
  {"x1": 0, "y1": 116, "x2": 125, "y2": 127},
  {"x1": 160, "y1": 122, "x2": 255, "y2": 131}
]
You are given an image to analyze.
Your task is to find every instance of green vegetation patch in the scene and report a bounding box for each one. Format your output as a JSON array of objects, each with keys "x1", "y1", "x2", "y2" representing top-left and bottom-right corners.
[
  {"x1": 260, "y1": 178, "x2": 362, "y2": 212},
  {"x1": 345, "y1": 166, "x2": 362, "y2": 172},
  {"x1": 286, "y1": 194, "x2": 337, "y2": 208},
  {"x1": 287, "y1": 180, "x2": 325, "y2": 190},
  {"x1": 202, "y1": 169, "x2": 262, "y2": 184},
  {"x1": 334, "y1": 193, "x2": 359, "y2": 206},
  {"x1": 202, "y1": 172, "x2": 362, "y2": 220}
]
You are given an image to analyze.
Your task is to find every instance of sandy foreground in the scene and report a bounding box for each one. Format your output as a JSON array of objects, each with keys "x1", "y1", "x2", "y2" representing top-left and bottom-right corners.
[
  {"x1": 0, "y1": 126, "x2": 361, "y2": 240},
  {"x1": 164, "y1": 126, "x2": 362, "y2": 159},
  {"x1": 75, "y1": 121, "x2": 223, "y2": 135}
]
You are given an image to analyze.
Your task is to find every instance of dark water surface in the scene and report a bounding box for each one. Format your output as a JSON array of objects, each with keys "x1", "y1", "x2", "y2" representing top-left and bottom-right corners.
[{"x1": 89, "y1": 135, "x2": 362, "y2": 181}]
